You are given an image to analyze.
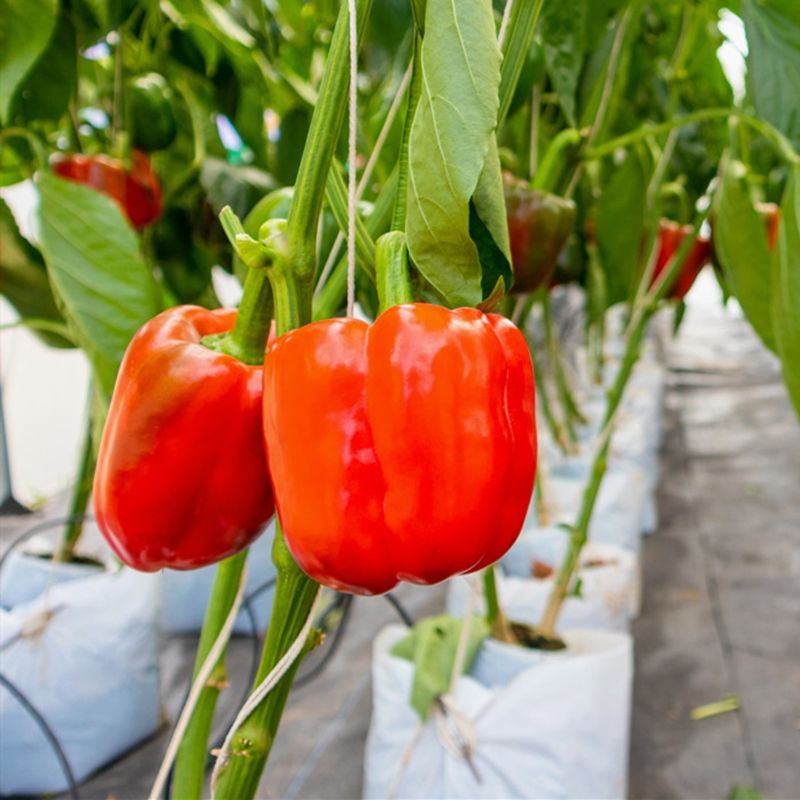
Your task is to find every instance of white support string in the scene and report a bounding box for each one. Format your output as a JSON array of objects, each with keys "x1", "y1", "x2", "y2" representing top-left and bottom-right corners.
[
  {"x1": 346, "y1": 0, "x2": 359, "y2": 317},
  {"x1": 209, "y1": 588, "x2": 323, "y2": 792},
  {"x1": 498, "y1": 0, "x2": 515, "y2": 48},
  {"x1": 148, "y1": 565, "x2": 248, "y2": 800},
  {"x1": 314, "y1": 63, "x2": 412, "y2": 297}
]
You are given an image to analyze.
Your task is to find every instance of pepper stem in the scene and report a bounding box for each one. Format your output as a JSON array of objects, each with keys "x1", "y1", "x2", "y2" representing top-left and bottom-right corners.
[{"x1": 375, "y1": 231, "x2": 413, "y2": 312}]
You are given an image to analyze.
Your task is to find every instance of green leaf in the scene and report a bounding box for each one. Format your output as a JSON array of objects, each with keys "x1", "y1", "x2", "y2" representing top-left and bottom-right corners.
[
  {"x1": 596, "y1": 150, "x2": 648, "y2": 306},
  {"x1": 713, "y1": 157, "x2": 776, "y2": 352},
  {"x1": 0, "y1": 0, "x2": 58, "y2": 123},
  {"x1": 772, "y1": 164, "x2": 800, "y2": 420},
  {"x1": 391, "y1": 615, "x2": 489, "y2": 721},
  {"x1": 200, "y1": 156, "x2": 277, "y2": 218},
  {"x1": 0, "y1": 198, "x2": 72, "y2": 348},
  {"x1": 742, "y1": 0, "x2": 800, "y2": 147},
  {"x1": 11, "y1": 11, "x2": 76, "y2": 123},
  {"x1": 405, "y1": 0, "x2": 501, "y2": 307},
  {"x1": 36, "y1": 173, "x2": 161, "y2": 397},
  {"x1": 727, "y1": 786, "x2": 765, "y2": 800},
  {"x1": 540, "y1": 0, "x2": 587, "y2": 127}
]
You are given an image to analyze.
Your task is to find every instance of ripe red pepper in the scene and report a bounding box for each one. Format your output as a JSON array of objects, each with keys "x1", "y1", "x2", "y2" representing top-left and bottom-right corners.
[
  {"x1": 505, "y1": 173, "x2": 576, "y2": 293},
  {"x1": 52, "y1": 150, "x2": 162, "y2": 229},
  {"x1": 94, "y1": 306, "x2": 274, "y2": 571},
  {"x1": 652, "y1": 219, "x2": 712, "y2": 299},
  {"x1": 263, "y1": 304, "x2": 537, "y2": 595}
]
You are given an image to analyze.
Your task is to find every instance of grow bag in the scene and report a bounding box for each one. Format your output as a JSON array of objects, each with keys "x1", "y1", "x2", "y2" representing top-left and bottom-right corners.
[
  {"x1": 364, "y1": 625, "x2": 632, "y2": 799},
  {"x1": 0, "y1": 569, "x2": 161, "y2": 795}
]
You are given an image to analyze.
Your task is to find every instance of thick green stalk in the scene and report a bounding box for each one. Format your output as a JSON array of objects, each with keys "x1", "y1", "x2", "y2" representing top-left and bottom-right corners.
[
  {"x1": 285, "y1": 0, "x2": 374, "y2": 301},
  {"x1": 497, "y1": 0, "x2": 544, "y2": 127},
  {"x1": 228, "y1": 271, "x2": 274, "y2": 365},
  {"x1": 212, "y1": 527, "x2": 317, "y2": 799},
  {"x1": 391, "y1": 35, "x2": 421, "y2": 232},
  {"x1": 171, "y1": 551, "x2": 248, "y2": 798},
  {"x1": 53, "y1": 413, "x2": 95, "y2": 563}
]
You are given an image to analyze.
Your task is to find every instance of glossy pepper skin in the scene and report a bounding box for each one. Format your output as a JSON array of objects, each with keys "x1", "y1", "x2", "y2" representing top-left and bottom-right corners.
[
  {"x1": 52, "y1": 150, "x2": 161, "y2": 229},
  {"x1": 652, "y1": 219, "x2": 712, "y2": 299},
  {"x1": 94, "y1": 306, "x2": 274, "y2": 571},
  {"x1": 504, "y1": 173, "x2": 576, "y2": 293},
  {"x1": 263, "y1": 303, "x2": 537, "y2": 595}
]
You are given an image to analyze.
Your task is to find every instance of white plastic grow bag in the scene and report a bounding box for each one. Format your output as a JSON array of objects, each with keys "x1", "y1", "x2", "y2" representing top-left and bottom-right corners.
[
  {"x1": 160, "y1": 521, "x2": 277, "y2": 634},
  {"x1": 364, "y1": 625, "x2": 633, "y2": 799},
  {"x1": 0, "y1": 569, "x2": 161, "y2": 795},
  {"x1": 447, "y1": 530, "x2": 640, "y2": 630}
]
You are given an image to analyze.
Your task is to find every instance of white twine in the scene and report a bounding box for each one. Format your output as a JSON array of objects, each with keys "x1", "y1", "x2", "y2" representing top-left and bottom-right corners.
[
  {"x1": 346, "y1": 0, "x2": 359, "y2": 317},
  {"x1": 209, "y1": 588, "x2": 323, "y2": 792},
  {"x1": 148, "y1": 565, "x2": 248, "y2": 800},
  {"x1": 314, "y1": 63, "x2": 412, "y2": 297},
  {"x1": 498, "y1": 0, "x2": 515, "y2": 48}
]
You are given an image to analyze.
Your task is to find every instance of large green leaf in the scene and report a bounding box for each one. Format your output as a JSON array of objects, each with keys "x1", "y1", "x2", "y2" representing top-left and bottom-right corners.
[
  {"x1": 742, "y1": 0, "x2": 800, "y2": 147},
  {"x1": 36, "y1": 173, "x2": 161, "y2": 397},
  {"x1": 772, "y1": 165, "x2": 800, "y2": 420},
  {"x1": 540, "y1": 0, "x2": 587, "y2": 127},
  {"x1": 713, "y1": 157, "x2": 776, "y2": 352},
  {"x1": 405, "y1": 0, "x2": 501, "y2": 307},
  {"x1": 11, "y1": 11, "x2": 76, "y2": 123},
  {"x1": 595, "y1": 150, "x2": 648, "y2": 306},
  {"x1": 0, "y1": 0, "x2": 58, "y2": 123}
]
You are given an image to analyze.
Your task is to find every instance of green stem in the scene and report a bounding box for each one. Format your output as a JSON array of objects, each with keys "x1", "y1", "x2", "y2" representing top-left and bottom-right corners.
[
  {"x1": 285, "y1": 0, "x2": 374, "y2": 297},
  {"x1": 538, "y1": 204, "x2": 709, "y2": 637},
  {"x1": 171, "y1": 550, "x2": 248, "y2": 799},
  {"x1": 313, "y1": 168, "x2": 397, "y2": 321},
  {"x1": 53, "y1": 412, "x2": 95, "y2": 563},
  {"x1": 375, "y1": 232, "x2": 413, "y2": 311},
  {"x1": 212, "y1": 526, "x2": 317, "y2": 799},
  {"x1": 391, "y1": 35, "x2": 421, "y2": 232},
  {"x1": 497, "y1": 0, "x2": 545, "y2": 127},
  {"x1": 586, "y1": 109, "x2": 800, "y2": 165},
  {"x1": 228, "y1": 271, "x2": 274, "y2": 364},
  {"x1": 542, "y1": 293, "x2": 586, "y2": 431},
  {"x1": 537, "y1": 312, "x2": 649, "y2": 637}
]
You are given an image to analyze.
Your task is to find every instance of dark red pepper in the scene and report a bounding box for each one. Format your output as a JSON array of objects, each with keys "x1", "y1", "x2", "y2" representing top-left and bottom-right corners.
[
  {"x1": 52, "y1": 150, "x2": 162, "y2": 229},
  {"x1": 504, "y1": 173, "x2": 576, "y2": 293}
]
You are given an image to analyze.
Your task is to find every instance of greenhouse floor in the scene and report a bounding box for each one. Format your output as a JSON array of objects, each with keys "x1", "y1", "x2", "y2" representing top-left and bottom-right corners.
[{"x1": 2, "y1": 280, "x2": 799, "y2": 800}]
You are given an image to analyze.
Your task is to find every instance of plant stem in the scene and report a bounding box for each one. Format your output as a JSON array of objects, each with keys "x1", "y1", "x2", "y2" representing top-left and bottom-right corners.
[
  {"x1": 171, "y1": 550, "x2": 248, "y2": 798},
  {"x1": 53, "y1": 411, "x2": 95, "y2": 563},
  {"x1": 212, "y1": 528, "x2": 317, "y2": 799},
  {"x1": 391, "y1": 35, "x2": 421, "y2": 232},
  {"x1": 497, "y1": 0, "x2": 544, "y2": 127},
  {"x1": 285, "y1": 0, "x2": 374, "y2": 302},
  {"x1": 228, "y1": 271, "x2": 274, "y2": 365},
  {"x1": 541, "y1": 293, "x2": 586, "y2": 430},
  {"x1": 482, "y1": 566, "x2": 514, "y2": 642}
]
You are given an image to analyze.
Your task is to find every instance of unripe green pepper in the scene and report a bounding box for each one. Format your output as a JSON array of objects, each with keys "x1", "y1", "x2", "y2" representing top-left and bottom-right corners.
[
  {"x1": 504, "y1": 173, "x2": 576, "y2": 293},
  {"x1": 128, "y1": 73, "x2": 177, "y2": 152}
]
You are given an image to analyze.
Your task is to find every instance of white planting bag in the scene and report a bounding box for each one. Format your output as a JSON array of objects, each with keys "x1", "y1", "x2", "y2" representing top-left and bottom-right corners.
[
  {"x1": 160, "y1": 521, "x2": 277, "y2": 634},
  {"x1": 0, "y1": 569, "x2": 161, "y2": 795},
  {"x1": 447, "y1": 530, "x2": 640, "y2": 630},
  {"x1": 364, "y1": 625, "x2": 633, "y2": 799}
]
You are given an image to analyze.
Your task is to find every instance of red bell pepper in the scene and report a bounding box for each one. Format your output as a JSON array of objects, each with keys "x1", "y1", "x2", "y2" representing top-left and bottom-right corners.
[
  {"x1": 52, "y1": 150, "x2": 162, "y2": 229},
  {"x1": 263, "y1": 303, "x2": 537, "y2": 595},
  {"x1": 94, "y1": 306, "x2": 274, "y2": 571},
  {"x1": 652, "y1": 219, "x2": 712, "y2": 299}
]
